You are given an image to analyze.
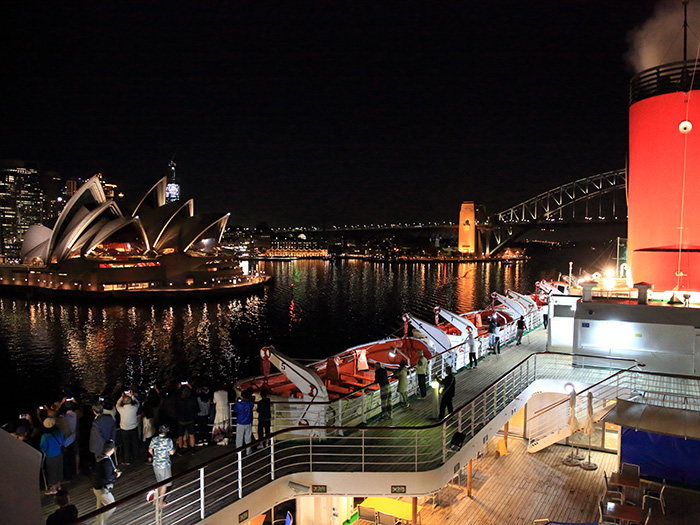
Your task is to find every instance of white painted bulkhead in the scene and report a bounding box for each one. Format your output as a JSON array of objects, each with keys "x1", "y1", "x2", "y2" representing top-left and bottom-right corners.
[
  {"x1": 573, "y1": 302, "x2": 700, "y2": 376},
  {"x1": 201, "y1": 379, "x2": 590, "y2": 525},
  {"x1": 547, "y1": 294, "x2": 579, "y2": 352}
]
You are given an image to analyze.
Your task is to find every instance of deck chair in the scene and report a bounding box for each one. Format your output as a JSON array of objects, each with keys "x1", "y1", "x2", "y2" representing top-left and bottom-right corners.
[
  {"x1": 377, "y1": 511, "x2": 396, "y2": 524},
  {"x1": 597, "y1": 500, "x2": 619, "y2": 525},
  {"x1": 603, "y1": 488, "x2": 624, "y2": 504},
  {"x1": 620, "y1": 462, "x2": 640, "y2": 477},
  {"x1": 643, "y1": 483, "x2": 666, "y2": 515},
  {"x1": 357, "y1": 506, "x2": 376, "y2": 525},
  {"x1": 603, "y1": 471, "x2": 622, "y2": 492}
]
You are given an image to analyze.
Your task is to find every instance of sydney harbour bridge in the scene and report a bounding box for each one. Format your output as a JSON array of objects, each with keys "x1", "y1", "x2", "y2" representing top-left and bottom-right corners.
[{"x1": 278, "y1": 168, "x2": 627, "y2": 256}]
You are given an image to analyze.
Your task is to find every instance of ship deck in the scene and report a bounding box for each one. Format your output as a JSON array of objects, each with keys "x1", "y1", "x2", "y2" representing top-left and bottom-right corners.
[
  {"x1": 413, "y1": 437, "x2": 700, "y2": 525},
  {"x1": 40, "y1": 327, "x2": 700, "y2": 524}
]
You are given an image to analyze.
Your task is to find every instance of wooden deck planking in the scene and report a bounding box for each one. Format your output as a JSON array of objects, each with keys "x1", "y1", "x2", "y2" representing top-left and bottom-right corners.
[{"x1": 415, "y1": 437, "x2": 700, "y2": 525}]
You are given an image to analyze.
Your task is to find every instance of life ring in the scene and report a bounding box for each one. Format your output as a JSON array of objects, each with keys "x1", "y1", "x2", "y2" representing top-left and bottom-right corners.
[
  {"x1": 260, "y1": 347, "x2": 271, "y2": 360},
  {"x1": 308, "y1": 385, "x2": 317, "y2": 397}
]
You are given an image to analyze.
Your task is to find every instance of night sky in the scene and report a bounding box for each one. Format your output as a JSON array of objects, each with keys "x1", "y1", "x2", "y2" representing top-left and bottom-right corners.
[{"x1": 1, "y1": 1, "x2": 662, "y2": 227}]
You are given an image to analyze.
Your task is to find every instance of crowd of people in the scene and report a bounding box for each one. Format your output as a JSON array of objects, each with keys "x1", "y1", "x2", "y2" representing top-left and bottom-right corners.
[
  {"x1": 4, "y1": 320, "x2": 526, "y2": 523},
  {"x1": 2, "y1": 380, "x2": 275, "y2": 524}
]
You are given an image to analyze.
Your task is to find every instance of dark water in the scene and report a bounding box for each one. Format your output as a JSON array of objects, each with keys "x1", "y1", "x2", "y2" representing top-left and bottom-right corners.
[{"x1": 0, "y1": 257, "x2": 561, "y2": 423}]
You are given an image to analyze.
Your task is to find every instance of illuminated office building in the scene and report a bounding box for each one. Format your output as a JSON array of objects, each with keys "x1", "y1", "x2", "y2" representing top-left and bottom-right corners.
[{"x1": 0, "y1": 160, "x2": 44, "y2": 258}]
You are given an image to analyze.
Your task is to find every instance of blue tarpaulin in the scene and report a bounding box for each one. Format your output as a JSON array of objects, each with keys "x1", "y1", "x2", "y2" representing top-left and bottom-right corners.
[{"x1": 621, "y1": 426, "x2": 700, "y2": 486}]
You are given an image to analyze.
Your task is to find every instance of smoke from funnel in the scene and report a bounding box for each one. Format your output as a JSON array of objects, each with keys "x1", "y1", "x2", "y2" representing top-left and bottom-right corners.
[{"x1": 628, "y1": 0, "x2": 700, "y2": 73}]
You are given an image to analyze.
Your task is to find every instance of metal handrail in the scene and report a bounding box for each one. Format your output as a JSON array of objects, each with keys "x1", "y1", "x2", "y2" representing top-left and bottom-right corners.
[
  {"x1": 529, "y1": 357, "x2": 640, "y2": 418},
  {"x1": 77, "y1": 351, "x2": 666, "y2": 524},
  {"x1": 630, "y1": 60, "x2": 700, "y2": 104}
]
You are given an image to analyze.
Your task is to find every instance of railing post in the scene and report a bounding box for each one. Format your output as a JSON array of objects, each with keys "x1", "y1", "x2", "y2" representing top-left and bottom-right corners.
[
  {"x1": 237, "y1": 450, "x2": 243, "y2": 499},
  {"x1": 361, "y1": 389, "x2": 366, "y2": 423},
  {"x1": 494, "y1": 383, "x2": 498, "y2": 414},
  {"x1": 155, "y1": 496, "x2": 162, "y2": 525},
  {"x1": 309, "y1": 435, "x2": 313, "y2": 473},
  {"x1": 458, "y1": 409, "x2": 463, "y2": 433},
  {"x1": 534, "y1": 354, "x2": 537, "y2": 381},
  {"x1": 361, "y1": 429, "x2": 365, "y2": 472},
  {"x1": 442, "y1": 422, "x2": 447, "y2": 464},
  {"x1": 270, "y1": 437, "x2": 276, "y2": 480},
  {"x1": 414, "y1": 430, "x2": 419, "y2": 472},
  {"x1": 527, "y1": 359, "x2": 530, "y2": 384},
  {"x1": 199, "y1": 467, "x2": 205, "y2": 520},
  {"x1": 272, "y1": 403, "x2": 277, "y2": 434},
  {"x1": 470, "y1": 403, "x2": 475, "y2": 437}
]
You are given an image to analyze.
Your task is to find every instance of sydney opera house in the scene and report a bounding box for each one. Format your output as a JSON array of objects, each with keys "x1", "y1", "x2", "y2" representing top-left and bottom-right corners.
[{"x1": 0, "y1": 175, "x2": 269, "y2": 297}]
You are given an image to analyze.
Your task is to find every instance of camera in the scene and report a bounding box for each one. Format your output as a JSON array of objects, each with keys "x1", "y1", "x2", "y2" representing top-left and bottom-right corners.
[{"x1": 67, "y1": 397, "x2": 74, "y2": 401}]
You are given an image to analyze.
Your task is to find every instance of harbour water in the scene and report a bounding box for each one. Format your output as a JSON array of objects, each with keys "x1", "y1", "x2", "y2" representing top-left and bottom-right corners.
[{"x1": 0, "y1": 257, "x2": 560, "y2": 423}]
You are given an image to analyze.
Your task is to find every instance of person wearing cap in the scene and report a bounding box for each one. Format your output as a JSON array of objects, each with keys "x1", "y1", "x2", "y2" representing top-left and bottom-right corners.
[
  {"x1": 40, "y1": 417, "x2": 65, "y2": 495},
  {"x1": 148, "y1": 424, "x2": 175, "y2": 506},
  {"x1": 93, "y1": 440, "x2": 121, "y2": 524}
]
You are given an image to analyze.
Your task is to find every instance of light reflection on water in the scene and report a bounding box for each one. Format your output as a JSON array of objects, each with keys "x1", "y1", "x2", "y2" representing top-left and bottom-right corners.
[{"x1": 0, "y1": 259, "x2": 551, "y2": 420}]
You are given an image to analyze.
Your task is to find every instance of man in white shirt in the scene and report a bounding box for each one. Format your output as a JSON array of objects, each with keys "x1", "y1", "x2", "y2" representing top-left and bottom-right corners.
[{"x1": 116, "y1": 391, "x2": 140, "y2": 465}]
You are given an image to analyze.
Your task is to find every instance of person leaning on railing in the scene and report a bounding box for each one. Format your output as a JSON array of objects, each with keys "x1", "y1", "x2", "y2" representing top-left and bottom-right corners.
[{"x1": 372, "y1": 361, "x2": 392, "y2": 419}]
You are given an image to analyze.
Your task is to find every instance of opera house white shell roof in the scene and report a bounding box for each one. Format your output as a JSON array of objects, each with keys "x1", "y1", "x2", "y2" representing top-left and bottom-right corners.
[{"x1": 21, "y1": 175, "x2": 230, "y2": 265}]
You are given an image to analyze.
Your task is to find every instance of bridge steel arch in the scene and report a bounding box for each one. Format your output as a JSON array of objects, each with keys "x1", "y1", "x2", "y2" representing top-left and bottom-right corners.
[{"x1": 483, "y1": 168, "x2": 627, "y2": 255}]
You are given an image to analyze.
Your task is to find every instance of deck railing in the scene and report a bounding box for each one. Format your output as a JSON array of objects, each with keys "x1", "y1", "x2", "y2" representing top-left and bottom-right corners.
[
  {"x1": 255, "y1": 309, "x2": 542, "y2": 433},
  {"x1": 77, "y1": 350, "x2": 653, "y2": 524},
  {"x1": 527, "y1": 362, "x2": 700, "y2": 451}
]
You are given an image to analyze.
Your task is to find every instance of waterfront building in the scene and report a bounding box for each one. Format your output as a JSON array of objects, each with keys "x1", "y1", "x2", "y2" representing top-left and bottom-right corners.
[
  {"x1": 0, "y1": 160, "x2": 44, "y2": 259},
  {"x1": 11, "y1": 175, "x2": 268, "y2": 295},
  {"x1": 267, "y1": 238, "x2": 328, "y2": 258}
]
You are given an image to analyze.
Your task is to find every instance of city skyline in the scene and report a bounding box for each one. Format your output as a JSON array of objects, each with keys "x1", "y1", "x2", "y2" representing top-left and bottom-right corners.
[{"x1": 1, "y1": 1, "x2": 666, "y2": 227}]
